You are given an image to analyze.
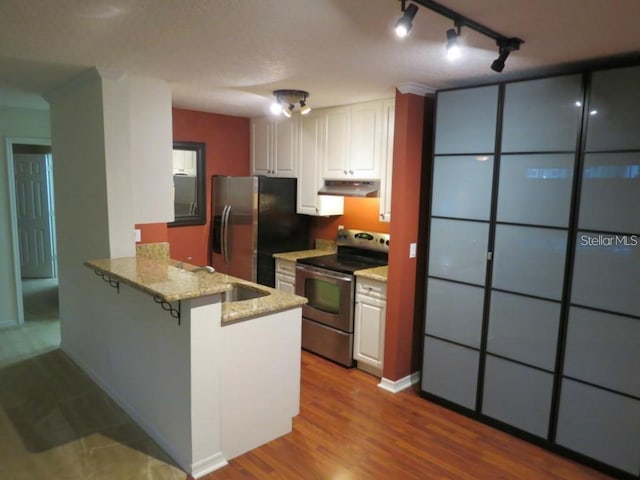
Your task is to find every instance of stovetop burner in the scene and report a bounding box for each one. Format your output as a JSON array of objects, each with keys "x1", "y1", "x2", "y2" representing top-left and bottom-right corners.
[{"x1": 298, "y1": 229, "x2": 390, "y2": 275}]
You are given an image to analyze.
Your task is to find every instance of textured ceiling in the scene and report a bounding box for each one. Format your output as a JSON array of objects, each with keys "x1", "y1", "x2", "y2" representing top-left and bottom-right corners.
[{"x1": 1, "y1": 0, "x2": 639, "y2": 116}]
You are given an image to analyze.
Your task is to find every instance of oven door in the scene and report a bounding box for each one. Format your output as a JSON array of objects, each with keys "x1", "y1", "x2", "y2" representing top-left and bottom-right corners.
[{"x1": 295, "y1": 264, "x2": 354, "y2": 332}]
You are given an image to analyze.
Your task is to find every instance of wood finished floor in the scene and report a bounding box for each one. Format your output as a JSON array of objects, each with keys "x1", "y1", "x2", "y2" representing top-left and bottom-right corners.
[{"x1": 203, "y1": 351, "x2": 613, "y2": 480}]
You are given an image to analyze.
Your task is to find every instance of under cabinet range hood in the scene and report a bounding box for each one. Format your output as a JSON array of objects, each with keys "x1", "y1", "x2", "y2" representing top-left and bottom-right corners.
[{"x1": 318, "y1": 180, "x2": 380, "y2": 198}]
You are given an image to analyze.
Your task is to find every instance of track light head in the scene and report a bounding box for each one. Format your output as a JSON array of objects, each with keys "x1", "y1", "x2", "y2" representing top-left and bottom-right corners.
[
  {"x1": 490, "y1": 37, "x2": 522, "y2": 73},
  {"x1": 300, "y1": 99, "x2": 311, "y2": 115},
  {"x1": 394, "y1": 3, "x2": 418, "y2": 38},
  {"x1": 445, "y1": 27, "x2": 461, "y2": 61},
  {"x1": 490, "y1": 48, "x2": 509, "y2": 72},
  {"x1": 281, "y1": 104, "x2": 294, "y2": 118},
  {"x1": 270, "y1": 101, "x2": 283, "y2": 115}
]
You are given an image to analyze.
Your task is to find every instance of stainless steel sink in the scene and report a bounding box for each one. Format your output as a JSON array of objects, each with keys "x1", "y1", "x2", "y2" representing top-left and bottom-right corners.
[{"x1": 223, "y1": 283, "x2": 270, "y2": 302}]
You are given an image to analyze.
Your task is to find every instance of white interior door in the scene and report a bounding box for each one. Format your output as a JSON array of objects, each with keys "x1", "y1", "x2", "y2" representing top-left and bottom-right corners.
[{"x1": 14, "y1": 153, "x2": 55, "y2": 278}]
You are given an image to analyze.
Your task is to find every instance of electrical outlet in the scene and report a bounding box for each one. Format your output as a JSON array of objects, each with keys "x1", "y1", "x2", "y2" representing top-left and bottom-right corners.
[
  {"x1": 338, "y1": 225, "x2": 344, "y2": 231},
  {"x1": 409, "y1": 242, "x2": 417, "y2": 258}
]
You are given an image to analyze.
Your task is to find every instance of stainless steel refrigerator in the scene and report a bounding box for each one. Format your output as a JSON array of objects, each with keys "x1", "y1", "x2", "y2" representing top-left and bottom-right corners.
[{"x1": 210, "y1": 175, "x2": 310, "y2": 287}]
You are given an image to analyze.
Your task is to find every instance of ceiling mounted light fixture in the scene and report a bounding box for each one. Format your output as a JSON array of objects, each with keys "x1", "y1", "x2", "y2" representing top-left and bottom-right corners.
[
  {"x1": 394, "y1": 1, "x2": 419, "y2": 38},
  {"x1": 445, "y1": 25, "x2": 461, "y2": 61},
  {"x1": 393, "y1": 0, "x2": 524, "y2": 72},
  {"x1": 271, "y1": 89, "x2": 311, "y2": 117},
  {"x1": 490, "y1": 37, "x2": 522, "y2": 72}
]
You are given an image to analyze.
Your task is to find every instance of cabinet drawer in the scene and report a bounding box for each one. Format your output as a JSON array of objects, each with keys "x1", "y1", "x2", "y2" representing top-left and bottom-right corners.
[
  {"x1": 356, "y1": 278, "x2": 386, "y2": 300},
  {"x1": 276, "y1": 259, "x2": 296, "y2": 276}
]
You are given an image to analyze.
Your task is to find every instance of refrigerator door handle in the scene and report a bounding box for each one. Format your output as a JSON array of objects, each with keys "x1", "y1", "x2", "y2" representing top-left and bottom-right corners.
[
  {"x1": 220, "y1": 205, "x2": 227, "y2": 262},
  {"x1": 222, "y1": 204, "x2": 231, "y2": 264}
]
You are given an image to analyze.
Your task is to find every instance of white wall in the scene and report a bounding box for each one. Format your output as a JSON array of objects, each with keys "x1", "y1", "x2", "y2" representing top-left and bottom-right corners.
[
  {"x1": 0, "y1": 106, "x2": 50, "y2": 327},
  {"x1": 47, "y1": 67, "x2": 173, "y2": 355},
  {"x1": 128, "y1": 76, "x2": 173, "y2": 224},
  {"x1": 64, "y1": 276, "x2": 226, "y2": 476}
]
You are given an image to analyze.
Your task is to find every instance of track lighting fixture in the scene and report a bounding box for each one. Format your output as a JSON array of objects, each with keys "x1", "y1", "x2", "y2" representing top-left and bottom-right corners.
[
  {"x1": 394, "y1": 2, "x2": 419, "y2": 38},
  {"x1": 490, "y1": 37, "x2": 522, "y2": 73},
  {"x1": 393, "y1": 0, "x2": 523, "y2": 72},
  {"x1": 445, "y1": 26, "x2": 461, "y2": 61},
  {"x1": 271, "y1": 89, "x2": 311, "y2": 117}
]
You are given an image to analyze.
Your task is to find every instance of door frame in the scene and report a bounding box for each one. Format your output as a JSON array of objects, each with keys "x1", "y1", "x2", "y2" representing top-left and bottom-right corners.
[{"x1": 5, "y1": 136, "x2": 53, "y2": 325}]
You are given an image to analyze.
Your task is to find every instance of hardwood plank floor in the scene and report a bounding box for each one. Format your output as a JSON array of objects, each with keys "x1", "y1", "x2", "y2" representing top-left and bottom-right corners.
[{"x1": 203, "y1": 351, "x2": 613, "y2": 480}]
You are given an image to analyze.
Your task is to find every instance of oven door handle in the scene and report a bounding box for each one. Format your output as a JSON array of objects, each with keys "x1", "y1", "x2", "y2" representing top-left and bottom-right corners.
[{"x1": 295, "y1": 264, "x2": 353, "y2": 283}]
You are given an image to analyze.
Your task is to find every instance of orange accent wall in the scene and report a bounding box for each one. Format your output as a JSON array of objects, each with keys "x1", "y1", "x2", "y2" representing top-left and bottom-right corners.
[
  {"x1": 167, "y1": 107, "x2": 250, "y2": 265},
  {"x1": 309, "y1": 197, "x2": 390, "y2": 241},
  {"x1": 135, "y1": 223, "x2": 168, "y2": 244},
  {"x1": 383, "y1": 91, "x2": 434, "y2": 381}
]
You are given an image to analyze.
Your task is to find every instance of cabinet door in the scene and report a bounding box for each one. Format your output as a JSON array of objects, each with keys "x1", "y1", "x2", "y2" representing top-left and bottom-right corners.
[
  {"x1": 379, "y1": 99, "x2": 395, "y2": 222},
  {"x1": 322, "y1": 106, "x2": 351, "y2": 179},
  {"x1": 350, "y1": 101, "x2": 383, "y2": 179},
  {"x1": 273, "y1": 118, "x2": 298, "y2": 177},
  {"x1": 275, "y1": 274, "x2": 296, "y2": 295},
  {"x1": 354, "y1": 292, "x2": 386, "y2": 372},
  {"x1": 251, "y1": 117, "x2": 272, "y2": 175},
  {"x1": 297, "y1": 112, "x2": 323, "y2": 215}
]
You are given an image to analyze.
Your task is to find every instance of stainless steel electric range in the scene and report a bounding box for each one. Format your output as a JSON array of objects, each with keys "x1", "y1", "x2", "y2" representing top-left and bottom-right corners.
[{"x1": 295, "y1": 229, "x2": 390, "y2": 367}]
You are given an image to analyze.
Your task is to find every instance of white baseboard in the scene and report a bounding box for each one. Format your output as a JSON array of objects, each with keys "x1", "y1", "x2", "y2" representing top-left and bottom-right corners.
[
  {"x1": 378, "y1": 371, "x2": 420, "y2": 394},
  {"x1": 191, "y1": 453, "x2": 228, "y2": 479}
]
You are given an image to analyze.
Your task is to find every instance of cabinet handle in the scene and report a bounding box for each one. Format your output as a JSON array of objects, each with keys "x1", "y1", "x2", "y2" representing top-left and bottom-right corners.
[
  {"x1": 349, "y1": 170, "x2": 354, "y2": 175},
  {"x1": 343, "y1": 170, "x2": 348, "y2": 175}
]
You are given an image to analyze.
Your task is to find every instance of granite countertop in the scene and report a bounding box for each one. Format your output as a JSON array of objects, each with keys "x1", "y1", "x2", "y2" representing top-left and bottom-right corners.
[
  {"x1": 272, "y1": 248, "x2": 335, "y2": 262},
  {"x1": 85, "y1": 257, "x2": 307, "y2": 324},
  {"x1": 354, "y1": 265, "x2": 388, "y2": 282}
]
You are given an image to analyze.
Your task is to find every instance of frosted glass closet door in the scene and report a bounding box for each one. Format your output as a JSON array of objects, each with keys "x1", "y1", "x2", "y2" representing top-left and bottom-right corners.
[
  {"x1": 431, "y1": 155, "x2": 494, "y2": 220},
  {"x1": 501, "y1": 74, "x2": 583, "y2": 153},
  {"x1": 424, "y1": 85, "x2": 498, "y2": 411},
  {"x1": 482, "y1": 75, "x2": 578, "y2": 439},
  {"x1": 558, "y1": 65, "x2": 640, "y2": 475},
  {"x1": 435, "y1": 86, "x2": 499, "y2": 154},
  {"x1": 586, "y1": 65, "x2": 640, "y2": 151}
]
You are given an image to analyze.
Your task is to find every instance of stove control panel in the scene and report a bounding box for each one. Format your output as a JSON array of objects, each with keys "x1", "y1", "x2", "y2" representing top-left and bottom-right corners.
[{"x1": 336, "y1": 229, "x2": 390, "y2": 253}]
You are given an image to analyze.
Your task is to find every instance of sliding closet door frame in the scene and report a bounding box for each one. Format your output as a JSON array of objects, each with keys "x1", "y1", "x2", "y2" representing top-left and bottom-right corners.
[{"x1": 547, "y1": 72, "x2": 591, "y2": 443}]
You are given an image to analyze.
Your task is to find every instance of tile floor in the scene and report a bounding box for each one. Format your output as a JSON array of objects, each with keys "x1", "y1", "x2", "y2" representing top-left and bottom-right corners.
[{"x1": 0, "y1": 279, "x2": 186, "y2": 480}]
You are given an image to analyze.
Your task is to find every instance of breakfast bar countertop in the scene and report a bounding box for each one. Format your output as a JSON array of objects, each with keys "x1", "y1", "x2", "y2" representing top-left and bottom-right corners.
[{"x1": 85, "y1": 256, "x2": 307, "y2": 323}]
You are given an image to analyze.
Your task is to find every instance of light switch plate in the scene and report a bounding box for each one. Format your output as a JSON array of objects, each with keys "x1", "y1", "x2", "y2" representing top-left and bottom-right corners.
[
  {"x1": 135, "y1": 229, "x2": 141, "y2": 242},
  {"x1": 409, "y1": 242, "x2": 416, "y2": 258}
]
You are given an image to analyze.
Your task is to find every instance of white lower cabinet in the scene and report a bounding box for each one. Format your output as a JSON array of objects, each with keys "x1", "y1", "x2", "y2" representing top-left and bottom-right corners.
[
  {"x1": 275, "y1": 259, "x2": 296, "y2": 294},
  {"x1": 354, "y1": 276, "x2": 387, "y2": 376}
]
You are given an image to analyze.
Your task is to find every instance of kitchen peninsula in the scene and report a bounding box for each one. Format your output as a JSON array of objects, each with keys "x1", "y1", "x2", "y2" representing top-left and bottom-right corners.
[{"x1": 82, "y1": 255, "x2": 306, "y2": 479}]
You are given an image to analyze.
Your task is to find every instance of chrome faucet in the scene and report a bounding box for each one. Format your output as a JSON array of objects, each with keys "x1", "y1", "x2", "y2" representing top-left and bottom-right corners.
[{"x1": 191, "y1": 265, "x2": 215, "y2": 273}]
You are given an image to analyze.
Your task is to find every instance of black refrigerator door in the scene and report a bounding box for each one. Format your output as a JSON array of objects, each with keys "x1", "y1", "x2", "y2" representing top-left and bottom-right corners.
[
  {"x1": 211, "y1": 214, "x2": 223, "y2": 254},
  {"x1": 256, "y1": 177, "x2": 310, "y2": 287}
]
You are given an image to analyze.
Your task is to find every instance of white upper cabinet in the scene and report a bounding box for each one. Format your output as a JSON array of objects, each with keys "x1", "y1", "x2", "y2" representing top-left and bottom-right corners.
[
  {"x1": 322, "y1": 106, "x2": 352, "y2": 178},
  {"x1": 322, "y1": 100, "x2": 385, "y2": 180},
  {"x1": 297, "y1": 111, "x2": 344, "y2": 216},
  {"x1": 350, "y1": 101, "x2": 383, "y2": 178},
  {"x1": 251, "y1": 117, "x2": 298, "y2": 177},
  {"x1": 379, "y1": 99, "x2": 395, "y2": 222}
]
